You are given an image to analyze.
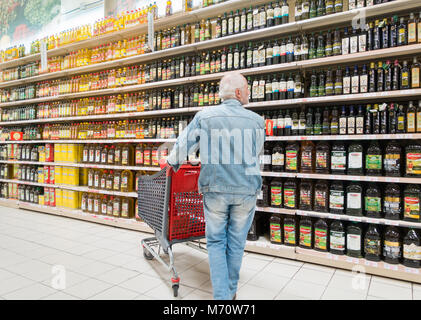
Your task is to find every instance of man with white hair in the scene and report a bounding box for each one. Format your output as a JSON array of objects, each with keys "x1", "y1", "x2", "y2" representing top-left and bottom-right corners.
[{"x1": 166, "y1": 72, "x2": 265, "y2": 300}]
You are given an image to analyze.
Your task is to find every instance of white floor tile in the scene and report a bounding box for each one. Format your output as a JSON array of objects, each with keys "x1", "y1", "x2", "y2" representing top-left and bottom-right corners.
[
  {"x1": 261, "y1": 261, "x2": 301, "y2": 278},
  {"x1": 0, "y1": 268, "x2": 17, "y2": 281},
  {"x1": 100, "y1": 253, "x2": 139, "y2": 267},
  {"x1": 246, "y1": 272, "x2": 290, "y2": 293},
  {"x1": 274, "y1": 292, "x2": 307, "y2": 300},
  {"x1": 81, "y1": 248, "x2": 118, "y2": 261},
  {"x1": 145, "y1": 282, "x2": 194, "y2": 300},
  {"x1": 281, "y1": 279, "x2": 326, "y2": 300},
  {"x1": 321, "y1": 286, "x2": 367, "y2": 300},
  {"x1": 42, "y1": 292, "x2": 80, "y2": 300},
  {"x1": 0, "y1": 275, "x2": 35, "y2": 296},
  {"x1": 183, "y1": 289, "x2": 214, "y2": 300},
  {"x1": 2, "y1": 283, "x2": 57, "y2": 300},
  {"x1": 237, "y1": 283, "x2": 279, "y2": 300},
  {"x1": 89, "y1": 286, "x2": 139, "y2": 300},
  {"x1": 367, "y1": 295, "x2": 384, "y2": 300},
  {"x1": 72, "y1": 261, "x2": 116, "y2": 278},
  {"x1": 412, "y1": 289, "x2": 421, "y2": 300},
  {"x1": 132, "y1": 294, "x2": 153, "y2": 300},
  {"x1": 241, "y1": 256, "x2": 271, "y2": 271},
  {"x1": 95, "y1": 267, "x2": 139, "y2": 285},
  {"x1": 293, "y1": 267, "x2": 334, "y2": 286},
  {"x1": 301, "y1": 263, "x2": 336, "y2": 274},
  {"x1": 371, "y1": 275, "x2": 412, "y2": 289},
  {"x1": 119, "y1": 274, "x2": 164, "y2": 294},
  {"x1": 368, "y1": 280, "x2": 412, "y2": 300},
  {"x1": 42, "y1": 270, "x2": 89, "y2": 290},
  {"x1": 328, "y1": 272, "x2": 370, "y2": 293},
  {"x1": 65, "y1": 278, "x2": 114, "y2": 299}
]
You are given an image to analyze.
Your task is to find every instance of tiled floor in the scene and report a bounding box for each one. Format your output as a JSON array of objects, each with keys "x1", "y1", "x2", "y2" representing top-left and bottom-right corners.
[{"x1": 0, "y1": 207, "x2": 419, "y2": 300}]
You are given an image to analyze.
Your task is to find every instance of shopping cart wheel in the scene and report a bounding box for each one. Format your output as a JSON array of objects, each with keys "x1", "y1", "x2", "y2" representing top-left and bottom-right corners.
[
  {"x1": 143, "y1": 248, "x2": 154, "y2": 260},
  {"x1": 172, "y1": 284, "x2": 179, "y2": 297}
]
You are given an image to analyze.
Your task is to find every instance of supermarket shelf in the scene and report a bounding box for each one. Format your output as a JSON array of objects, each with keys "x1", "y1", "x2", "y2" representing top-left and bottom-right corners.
[
  {"x1": 266, "y1": 133, "x2": 421, "y2": 141},
  {"x1": 0, "y1": 108, "x2": 205, "y2": 126},
  {"x1": 260, "y1": 171, "x2": 421, "y2": 184},
  {"x1": 296, "y1": 210, "x2": 421, "y2": 229},
  {"x1": 1, "y1": 0, "x2": 418, "y2": 71},
  {"x1": 0, "y1": 198, "x2": 153, "y2": 232},
  {"x1": 0, "y1": 139, "x2": 176, "y2": 144},
  {"x1": 256, "y1": 206, "x2": 295, "y2": 215},
  {"x1": 0, "y1": 178, "x2": 138, "y2": 198},
  {"x1": 245, "y1": 236, "x2": 297, "y2": 259},
  {"x1": 4, "y1": 86, "x2": 421, "y2": 109},
  {"x1": 295, "y1": 247, "x2": 421, "y2": 284},
  {"x1": 3, "y1": 42, "x2": 421, "y2": 90},
  {"x1": 0, "y1": 160, "x2": 161, "y2": 171}
]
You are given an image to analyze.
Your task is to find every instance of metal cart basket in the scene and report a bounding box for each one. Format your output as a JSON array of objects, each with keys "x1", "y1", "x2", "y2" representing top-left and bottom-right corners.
[{"x1": 137, "y1": 164, "x2": 206, "y2": 297}]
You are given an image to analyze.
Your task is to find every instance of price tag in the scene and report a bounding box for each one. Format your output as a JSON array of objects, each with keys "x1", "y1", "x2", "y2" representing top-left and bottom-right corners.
[
  {"x1": 349, "y1": 216, "x2": 362, "y2": 222},
  {"x1": 383, "y1": 263, "x2": 398, "y2": 271},
  {"x1": 256, "y1": 242, "x2": 265, "y2": 248},
  {"x1": 346, "y1": 257, "x2": 359, "y2": 264},
  {"x1": 365, "y1": 261, "x2": 378, "y2": 267},
  {"x1": 299, "y1": 211, "x2": 307, "y2": 216},
  {"x1": 384, "y1": 220, "x2": 399, "y2": 226},
  {"x1": 300, "y1": 136, "x2": 307, "y2": 140},
  {"x1": 327, "y1": 253, "x2": 339, "y2": 261},
  {"x1": 385, "y1": 177, "x2": 399, "y2": 183},
  {"x1": 405, "y1": 267, "x2": 419, "y2": 274},
  {"x1": 366, "y1": 218, "x2": 377, "y2": 224}
]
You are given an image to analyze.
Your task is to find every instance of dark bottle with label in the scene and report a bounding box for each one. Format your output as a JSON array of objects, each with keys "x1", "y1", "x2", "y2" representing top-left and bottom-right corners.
[
  {"x1": 403, "y1": 229, "x2": 421, "y2": 268},
  {"x1": 314, "y1": 180, "x2": 329, "y2": 212},
  {"x1": 283, "y1": 179, "x2": 297, "y2": 209},
  {"x1": 285, "y1": 142, "x2": 300, "y2": 173},
  {"x1": 270, "y1": 213, "x2": 282, "y2": 244},
  {"x1": 347, "y1": 142, "x2": 364, "y2": 175},
  {"x1": 300, "y1": 141, "x2": 315, "y2": 173},
  {"x1": 313, "y1": 108, "x2": 322, "y2": 135},
  {"x1": 261, "y1": 142, "x2": 272, "y2": 172},
  {"x1": 397, "y1": 17, "x2": 407, "y2": 46},
  {"x1": 299, "y1": 216, "x2": 313, "y2": 249},
  {"x1": 314, "y1": 218, "x2": 329, "y2": 252},
  {"x1": 315, "y1": 141, "x2": 330, "y2": 174},
  {"x1": 331, "y1": 142, "x2": 346, "y2": 175},
  {"x1": 257, "y1": 178, "x2": 270, "y2": 207},
  {"x1": 283, "y1": 215, "x2": 297, "y2": 246},
  {"x1": 403, "y1": 184, "x2": 421, "y2": 222},
  {"x1": 384, "y1": 183, "x2": 402, "y2": 220},
  {"x1": 406, "y1": 142, "x2": 421, "y2": 177},
  {"x1": 365, "y1": 183, "x2": 382, "y2": 218},
  {"x1": 347, "y1": 222, "x2": 363, "y2": 258},
  {"x1": 401, "y1": 60, "x2": 410, "y2": 90},
  {"x1": 364, "y1": 224, "x2": 382, "y2": 262},
  {"x1": 270, "y1": 179, "x2": 283, "y2": 208},
  {"x1": 322, "y1": 109, "x2": 330, "y2": 135},
  {"x1": 383, "y1": 226, "x2": 401, "y2": 265},
  {"x1": 392, "y1": 59, "x2": 401, "y2": 90},
  {"x1": 365, "y1": 140, "x2": 382, "y2": 176},
  {"x1": 384, "y1": 140, "x2": 401, "y2": 176},
  {"x1": 396, "y1": 104, "x2": 406, "y2": 133},
  {"x1": 329, "y1": 181, "x2": 345, "y2": 214},
  {"x1": 305, "y1": 108, "x2": 314, "y2": 136},
  {"x1": 346, "y1": 182, "x2": 363, "y2": 216},
  {"x1": 330, "y1": 220, "x2": 346, "y2": 255},
  {"x1": 330, "y1": 107, "x2": 339, "y2": 134},
  {"x1": 299, "y1": 179, "x2": 314, "y2": 211},
  {"x1": 271, "y1": 143, "x2": 285, "y2": 172}
]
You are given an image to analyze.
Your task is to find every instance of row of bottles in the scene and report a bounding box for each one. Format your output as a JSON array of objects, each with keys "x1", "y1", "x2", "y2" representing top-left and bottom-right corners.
[
  {"x1": 266, "y1": 213, "x2": 420, "y2": 268},
  {"x1": 260, "y1": 177, "x2": 421, "y2": 222},
  {"x1": 86, "y1": 169, "x2": 134, "y2": 192},
  {"x1": 0, "y1": 144, "x2": 41, "y2": 161},
  {"x1": 0, "y1": 62, "x2": 39, "y2": 82},
  {"x1": 263, "y1": 101, "x2": 421, "y2": 137},
  {"x1": 262, "y1": 140, "x2": 421, "y2": 177},
  {"x1": 81, "y1": 193, "x2": 135, "y2": 219}
]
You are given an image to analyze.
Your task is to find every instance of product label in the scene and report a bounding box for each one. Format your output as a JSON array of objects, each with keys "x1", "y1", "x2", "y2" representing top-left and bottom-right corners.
[
  {"x1": 286, "y1": 150, "x2": 297, "y2": 171},
  {"x1": 284, "y1": 189, "x2": 296, "y2": 208},
  {"x1": 404, "y1": 243, "x2": 421, "y2": 261},
  {"x1": 348, "y1": 152, "x2": 363, "y2": 169},
  {"x1": 365, "y1": 196, "x2": 381, "y2": 213},
  {"x1": 384, "y1": 241, "x2": 401, "y2": 259},
  {"x1": 365, "y1": 238, "x2": 381, "y2": 255},
  {"x1": 384, "y1": 154, "x2": 400, "y2": 173},
  {"x1": 406, "y1": 153, "x2": 421, "y2": 176},
  {"x1": 300, "y1": 189, "x2": 311, "y2": 207},
  {"x1": 271, "y1": 186, "x2": 282, "y2": 206},
  {"x1": 404, "y1": 196, "x2": 420, "y2": 219},
  {"x1": 299, "y1": 226, "x2": 312, "y2": 247},
  {"x1": 330, "y1": 191, "x2": 344, "y2": 210},
  {"x1": 331, "y1": 151, "x2": 346, "y2": 170},
  {"x1": 316, "y1": 152, "x2": 328, "y2": 169},
  {"x1": 315, "y1": 228, "x2": 327, "y2": 250},
  {"x1": 347, "y1": 234, "x2": 361, "y2": 251},
  {"x1": 270, "y1": 223, "x2": 282, "y2": 243},
  {"x1": 330, "y1": 231, "x2": 345, "y2": 251},
  {"x1": 272, "y1": 152, "x2": 284, "y2": 166},
  {"x1": 260, "y1": 154, "x2": 272, "y2": 165},
  {"x1": 347, "y1": 192, "x2": 362, "y2": 209},
  {"x1": 366, "y1": 155, "x2": 382, "y2": 170},
  {"x1": 301, "y1": 151, "x2": 312, "y2": 169},
  {"x1": 284, "y1": 224, "x2": 296, "y2": 245},
  {"x1": 384, "y1": 196, "x2": 401, "y2": 214},
  {"x1": 315, "y1": 190, "x2": 327, "y2": 208}
]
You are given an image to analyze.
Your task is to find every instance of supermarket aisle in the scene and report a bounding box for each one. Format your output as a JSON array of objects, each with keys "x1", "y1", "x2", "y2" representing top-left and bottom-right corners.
[{"x1": 0, "y1": 207, "x2": 420, "y2": 300}]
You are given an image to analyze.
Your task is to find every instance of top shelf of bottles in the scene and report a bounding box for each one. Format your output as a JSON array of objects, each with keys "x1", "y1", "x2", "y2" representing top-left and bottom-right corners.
[{"x1": 0, "y1": 0, "x2": 418, "y2": 71}]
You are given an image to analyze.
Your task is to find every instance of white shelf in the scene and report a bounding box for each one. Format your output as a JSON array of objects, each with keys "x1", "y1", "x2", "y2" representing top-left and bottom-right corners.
[
  {"x1": 296, "y1": 210, "x2": 421, "y2": 229},
  {"x1": 0, "y1": 139, "x2": 176, "y2": 144},
  {"x1": 266, "y1": 133, "x2": 421, "y2": 141},
  {"x1": 260, "y1": 171, "x2": 421, "y2": 184},
  {"x1": 0, "y1": 160, "x2": 161, "y2": 172},
  {"x1": 256, "y1": 206, "x2": 295, "y2": 215},
  {"x1": 0, "y1": 178, "x2": 138, "y2": 198}
]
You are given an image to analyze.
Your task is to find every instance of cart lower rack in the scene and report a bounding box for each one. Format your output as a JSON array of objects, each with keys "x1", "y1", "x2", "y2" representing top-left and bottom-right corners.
[{"x1": 137, "y1": 164, "x2": 206, "y2": 297}]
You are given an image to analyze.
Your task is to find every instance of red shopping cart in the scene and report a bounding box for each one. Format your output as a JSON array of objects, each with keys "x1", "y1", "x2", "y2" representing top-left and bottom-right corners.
[{"x1": 137, "y1": 163, "x2": 206, "y2": 297}]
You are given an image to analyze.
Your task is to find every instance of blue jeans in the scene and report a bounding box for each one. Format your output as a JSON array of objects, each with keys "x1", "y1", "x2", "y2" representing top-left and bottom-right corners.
[{"x1": 203, "y1": 192, "x2": 257, "y2": 300}]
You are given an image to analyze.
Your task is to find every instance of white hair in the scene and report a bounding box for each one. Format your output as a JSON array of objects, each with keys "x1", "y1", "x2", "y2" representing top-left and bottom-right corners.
[{"x1": 219, "y1": 72, "x2": 247, "y2": 101}]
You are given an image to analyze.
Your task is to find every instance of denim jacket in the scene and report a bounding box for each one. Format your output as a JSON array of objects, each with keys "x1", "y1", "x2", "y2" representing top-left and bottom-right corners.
[{"x1": 167, "y1": 99, "x2": 265, "y2": 195}]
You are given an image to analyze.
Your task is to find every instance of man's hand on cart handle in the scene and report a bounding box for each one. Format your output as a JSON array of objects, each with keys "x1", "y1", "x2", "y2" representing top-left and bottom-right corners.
[{"x1": 159, "y1": 158, "x2": 168, "y2": 169}]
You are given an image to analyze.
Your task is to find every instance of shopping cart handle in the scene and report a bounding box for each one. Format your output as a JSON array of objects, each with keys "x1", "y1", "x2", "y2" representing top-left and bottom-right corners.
[{"x1": 159, "y1": 158, "x2": 168, "y2": 169}]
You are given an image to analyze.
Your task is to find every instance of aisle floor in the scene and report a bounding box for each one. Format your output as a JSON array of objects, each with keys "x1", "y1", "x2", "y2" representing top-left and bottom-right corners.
[{"x1": 0, "y1": 207, "x2": 420, "y2": 300}]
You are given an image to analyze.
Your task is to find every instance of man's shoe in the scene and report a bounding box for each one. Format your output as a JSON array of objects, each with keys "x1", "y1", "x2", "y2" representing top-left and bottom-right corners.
[{"x1": 232, "y1": 293, "x2": 236, "y2": 300}]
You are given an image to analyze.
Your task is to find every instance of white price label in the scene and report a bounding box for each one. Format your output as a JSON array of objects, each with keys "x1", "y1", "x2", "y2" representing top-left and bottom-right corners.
[
  {"x1": 349, "y1": 217, "x2": 362, "y2": 222},
  {"x1": 331, "y1": 215, "x2": 340, "y2": 220},
  {"x1": 383, "y1": 263, "x2": 398, "y2": 271},
  {"x1": 346, "y1": 257, "x2": 359, "y2": 264},
  {"x1": 366, "y1": 218, "x2": 377, "y2": 224},
  {"x1": 405, "y1": 267, "x2": 419, "y2": 274},
  {"x1": 385, "y1": 220, "x2": 399, "y2": 226},
  {"x1": 385, "y1": 178, "x2": 399, "y2": 183},
  {"x1": 365, "y1": 261, "x2": 378, "y2": 267}
]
